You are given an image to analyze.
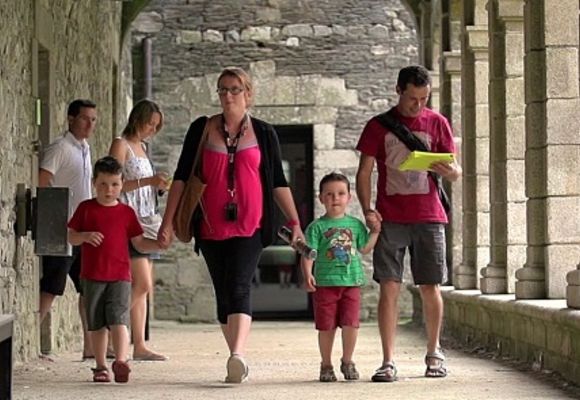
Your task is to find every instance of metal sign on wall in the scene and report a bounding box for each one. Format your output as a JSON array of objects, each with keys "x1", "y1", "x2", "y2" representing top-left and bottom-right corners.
[{"x1": 34, "y1": 187, "x2": 71, "y2": 256}]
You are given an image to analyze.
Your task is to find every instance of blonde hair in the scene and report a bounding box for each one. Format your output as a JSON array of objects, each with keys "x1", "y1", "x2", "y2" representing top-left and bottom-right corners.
[
  {"x1": 217, "y1": 67, "x2": 254, "y2": 107},
  {"x1": 121, "y1": 98, "x2": 164, "y2": 139}
]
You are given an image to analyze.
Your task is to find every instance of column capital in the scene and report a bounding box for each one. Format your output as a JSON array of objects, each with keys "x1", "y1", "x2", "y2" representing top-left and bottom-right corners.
[
  {"x1": 466, "y1": 25, "x2": 489, "y2": 53},
  {"x1": 497, "y1": 0, "x2": 524, "y2": 22},
  {"x1": 442, "y1": 51, "x2": 462, "y2": 74}
]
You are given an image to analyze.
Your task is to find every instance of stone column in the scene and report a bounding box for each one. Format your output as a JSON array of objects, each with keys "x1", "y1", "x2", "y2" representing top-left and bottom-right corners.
[
  {"x1": 480, "y1": 0, "x2": 526, "y2": 294},
  {"x1": 456, "y1": 0, "x2": 489, "y2": 290},
  {"x1": 439, "y1": 0, "x2": 463, "y2": 284},
  {"x1": 419, "y1": 1, "x2": 433, "y2": 69},
  {"x1": 428, "y1": 0, "x2": 442, "y2": 110},
  {"x1": 518, "y1": 0, "x2": 580, "y2": 299}
]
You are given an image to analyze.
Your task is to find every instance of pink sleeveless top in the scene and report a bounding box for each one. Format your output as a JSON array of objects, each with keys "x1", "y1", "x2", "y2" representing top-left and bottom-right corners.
[{"x1": 199, "y1": 144, "x2": 263, "y2": 240}]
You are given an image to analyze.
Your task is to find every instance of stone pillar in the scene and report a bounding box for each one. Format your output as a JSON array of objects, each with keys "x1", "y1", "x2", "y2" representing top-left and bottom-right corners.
[
  {"x1": 518, "y1": 0, "x2": 580, "y2": 299},
  {"x1": 481, "y1": 0, "x2": 526, "y2": 294},
  {"x1": 456, "y1": 0, "x2": 489, "y2": 290},
  {"x1": 428, "y1": 0, "x2": 442, "y2": 110},
  {"x1": 439, "y1": 0, "x2": 463, "y2": 284},
  {"x1": 419, "y1": 1, "x2": 433, "y2": 69}
]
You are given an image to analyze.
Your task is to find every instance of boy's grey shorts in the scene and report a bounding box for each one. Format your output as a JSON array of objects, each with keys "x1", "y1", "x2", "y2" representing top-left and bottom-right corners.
[
  {"x1": 373, "y1": 222, "x2": 448, "y2": 285},
  {"x1": 81, "y1": 279, "x2": 131, "y2": 331}
]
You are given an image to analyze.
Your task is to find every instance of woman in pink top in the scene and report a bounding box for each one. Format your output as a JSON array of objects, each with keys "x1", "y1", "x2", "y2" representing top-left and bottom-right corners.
[{"x1": 159, "y1": 68, "x2": 304, "y2": 383}]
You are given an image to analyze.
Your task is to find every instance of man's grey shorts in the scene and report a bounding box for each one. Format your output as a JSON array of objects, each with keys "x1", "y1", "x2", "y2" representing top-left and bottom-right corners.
[
  {"x1": 81, "y1": 279, "x2": 131, "y2": 331},
  {"x1": 373, "y1": 222, "x2": 448, "y2": 285}
]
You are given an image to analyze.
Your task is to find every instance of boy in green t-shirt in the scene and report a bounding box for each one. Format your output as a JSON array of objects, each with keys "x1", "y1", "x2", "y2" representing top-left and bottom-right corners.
[{"x1": 302, "y1": 172, "x2": 380, "y2": 382}]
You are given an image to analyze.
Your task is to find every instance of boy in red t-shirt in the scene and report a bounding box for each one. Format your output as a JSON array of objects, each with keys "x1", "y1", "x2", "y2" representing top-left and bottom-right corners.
[{"x1": 68, "y1": 156, "x2": 162, "y2": 384}]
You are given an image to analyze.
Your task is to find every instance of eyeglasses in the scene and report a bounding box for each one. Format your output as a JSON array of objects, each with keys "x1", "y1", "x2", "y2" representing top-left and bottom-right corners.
[{"x1": 217, "y1": 87, "x2": 244, "y2": 96}]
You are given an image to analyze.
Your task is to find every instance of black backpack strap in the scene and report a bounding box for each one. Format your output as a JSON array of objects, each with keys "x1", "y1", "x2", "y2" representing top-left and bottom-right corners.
[
  {"x1": 373, "y1": 110, "x2": 451, "y2": 213},
  {"x1": 374, "y1": 110, "x2": 429, "y2": 152}
]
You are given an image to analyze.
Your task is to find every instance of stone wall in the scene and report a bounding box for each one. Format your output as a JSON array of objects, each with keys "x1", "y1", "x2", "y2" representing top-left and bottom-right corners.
[
  {"x1": 132, "y1": 0, "x2": 420, "y2": 321},
  {"x1": 0, "y1": 0, "x2": 128, "y2": 360},
  {"x1": 410, "y1": 287, "x2": 580, "y2": 386}
]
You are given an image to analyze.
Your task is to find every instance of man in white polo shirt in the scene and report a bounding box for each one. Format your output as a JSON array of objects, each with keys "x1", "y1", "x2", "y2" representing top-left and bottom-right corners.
[{"x1": 39, "y1": 99, "x2": 96, "y2": 359}]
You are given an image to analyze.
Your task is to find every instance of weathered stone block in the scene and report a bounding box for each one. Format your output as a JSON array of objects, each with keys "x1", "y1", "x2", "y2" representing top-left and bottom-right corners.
[
  {"x1": 505, "y1": 78, "x2": 525, "y2": 116},
  {"x1": 369, "y1": 24, "x2": 389, "y2": 38},
  {"x1": 475, "y1": 137, "x2": 489, "y2": 174},
  {"x1": 255, "y1": 7, "x2": 281, "y2": 23},
  {"x1": 546, "y1": 145, "x2": 580, "y2": 196},
  {"x1": 546, "y1": 47, "x2": 579, "y2": 98},
  {"x1": 178, "y1": 30, "x2": 202, "y2": 44},
  {"x1": 480, "y1": 277, "x2": 507, "y2": 294},
  {"x1": 250, "y1": 59, "x2": 276, "y2": 78},
  {"x1": 314, "y1": 150, "x2": 359, "y2": 169},
  {"x1": 567, "y1": 285, "x2": 580, "y2": 308},
  {"x1": 183, "y1": 285, "x2": 216, "y2": 322},
  {"x1": 154, "y1": 263, "x2": 178, "y2": 287},
  {"x1": 524, "y1": 50, "x2": 546, "y2": 104},
  {"x1": 525, "y1": 147, "x2": 546, "y2": 198},
  {"x1": 567, "y1": 267, "x2": 580, "y2": 285},
  {"x1": 133, "y1": 11, "x2": 163, "y2": 33},
  {"x1": 203, "y1": 29, "x2": 223, "y2": 42},
  {"x1": 546, "y1": 245, "x2": 580, "y2": 297},
  {"x1": 506, "y1": 160, "x2": 525, "y2": 202},
  {"x1": 274, "y1": 76, "x2": 297, "y2": 105},
  {"x1": 225, "y1": 30, "x2": 240, "y2": 42},
  {"x1": 300, "y1": 106, "x2": 337, "y2": 124},
  {"x1": 515, "y1": 280, "x2": 546, "y2": 299},
  {"x1": 313, "y1": 124, "x2": 335, "y2": 150},
  {"x1": 313, "y1": 25, "x2": 332, "y2": 37},
  {"x1": 332, "y1": 25, "x2": 347, "y2": 35},
  {"x1": 546, "y1": 98, "x2": 580, "y2": 145},
  {"x1": 285, "y1": 37, "x2": 299, "y2": 47},
  {"x1": 282, "y1": 24, "x2": 313, "y2": 37},
  {"x1": 253, "y1": 77, "x2": 277, "y2": 106},
  {"x1": 241, "y1": 26, "x2": 271, "y2": 42},
  {"x1": 544, "y1": 0, "x2": 579, "y2": 46},
  {"x1": 296, "y1": 75, "x2": 320, "y2": 105},
  {"x1": 546, "y1": 198, "x2": 580, "y2": 243},
  {"x1": 392, "y1": 18, "x2": 408, "y2": 32}
]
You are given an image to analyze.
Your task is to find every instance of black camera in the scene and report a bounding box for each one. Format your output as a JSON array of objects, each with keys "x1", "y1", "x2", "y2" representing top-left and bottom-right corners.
[{"x1": 225, "y1": 202, "x2": 238, "y2": 221}]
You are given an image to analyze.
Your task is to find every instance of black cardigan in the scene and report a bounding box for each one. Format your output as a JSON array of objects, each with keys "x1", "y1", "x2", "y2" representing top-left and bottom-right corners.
[{"x1": 173, "y1": 115, "x2": 288, "y2": 253}]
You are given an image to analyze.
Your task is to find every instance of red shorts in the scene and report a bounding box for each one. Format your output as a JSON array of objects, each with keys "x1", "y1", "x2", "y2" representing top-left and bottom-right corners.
[{"x1": 312, "y1": 286, "x2": 361, "y2": 331}]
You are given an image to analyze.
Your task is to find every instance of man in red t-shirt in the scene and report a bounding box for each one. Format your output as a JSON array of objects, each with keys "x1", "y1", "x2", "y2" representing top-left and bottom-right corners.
[{"x1": 356, "y1": 65, "x2": 461, "y2": 382}]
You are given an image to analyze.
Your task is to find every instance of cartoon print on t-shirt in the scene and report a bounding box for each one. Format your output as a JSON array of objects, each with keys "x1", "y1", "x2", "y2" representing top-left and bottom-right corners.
[
  {"x1": 323, "y1": 228, "x2": 355, "y2": 265},
  {"x1": 384, "y1": 130, "x2": 431, "y2": 196}
]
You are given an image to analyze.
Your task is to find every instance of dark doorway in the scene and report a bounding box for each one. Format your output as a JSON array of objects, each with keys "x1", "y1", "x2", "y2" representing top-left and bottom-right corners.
[{"x1": 252, "y1": 125, "x2": 314, "y2": 318}]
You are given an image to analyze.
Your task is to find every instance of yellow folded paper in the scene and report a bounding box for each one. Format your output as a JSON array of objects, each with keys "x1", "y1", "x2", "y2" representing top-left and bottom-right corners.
[{"x1": 398, "y1": 151, "x2": 455, "y2": 171}]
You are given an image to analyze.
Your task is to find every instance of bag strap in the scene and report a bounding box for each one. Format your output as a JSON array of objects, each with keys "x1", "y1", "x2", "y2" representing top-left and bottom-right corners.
[
  {"x1": 185, "y1": 116, "x2": 212, "y2": 232},
  {"x1": 374, "y1": 109, "x2": 449, "y2": 209},
  {"x1": 374, "y1": 109, "x2": 428, "y2": 152},
  {"x1": 189, "y1": 116, "x2": 211, "y2": 180}
]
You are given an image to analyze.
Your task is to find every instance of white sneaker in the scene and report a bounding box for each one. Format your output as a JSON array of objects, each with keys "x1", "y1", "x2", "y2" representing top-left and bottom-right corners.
[{"x1": 225, "y1": 354, "x2": 248, "y2": 383}]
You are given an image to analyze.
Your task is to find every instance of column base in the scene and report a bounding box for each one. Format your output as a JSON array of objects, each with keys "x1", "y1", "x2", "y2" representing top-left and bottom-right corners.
[
  {"x1": 454, "y1": 274, "x2": 477, "y2": 289},
  {"x1": 566, "y1": 267, "x2": 580, "y2": 308},
  {"x1": 515, "y1": 280, "x2": 545, "y2": 299},
  {"x1": 480, "y1": 277, "x2": 507, "y2": 294}
]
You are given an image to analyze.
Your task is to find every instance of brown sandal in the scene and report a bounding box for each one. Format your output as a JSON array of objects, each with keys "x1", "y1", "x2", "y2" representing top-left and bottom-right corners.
[
  {"x1": 112, "y1": 360, "x2": 131, "y2": 383},
  {"x1": 92, "y1": 367, "x2": 110, "y2": 383}
]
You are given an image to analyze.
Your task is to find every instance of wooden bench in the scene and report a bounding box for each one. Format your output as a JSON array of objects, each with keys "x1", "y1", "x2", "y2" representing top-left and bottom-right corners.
[{"x1": 0, "y1": 315, "x2": 14, "y2": 400}]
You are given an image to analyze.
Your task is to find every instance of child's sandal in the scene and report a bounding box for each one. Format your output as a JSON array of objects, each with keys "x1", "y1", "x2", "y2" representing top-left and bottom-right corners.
[{"x1": 92, "y1": 367, "x2": 110, "y2": 383}]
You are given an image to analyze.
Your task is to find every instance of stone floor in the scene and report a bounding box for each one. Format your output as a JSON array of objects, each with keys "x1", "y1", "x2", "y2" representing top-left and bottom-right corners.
[{"x1": 13, "y1": 320, "x2": 580, "y2": 399}]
